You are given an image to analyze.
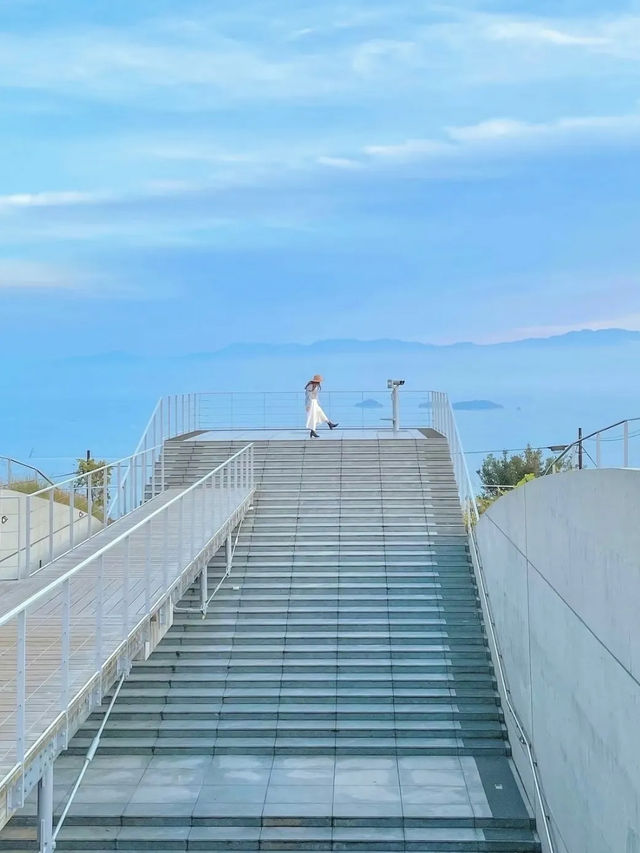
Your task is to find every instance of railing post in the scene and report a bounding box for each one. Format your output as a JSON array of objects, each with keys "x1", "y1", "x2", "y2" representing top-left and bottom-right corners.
[
  {"x1": 103, "y1": 466, "x2": 109, "y2": 528},
  {"x1": 161, "y1": 444, "x2": 165, "y2": 493},
  {"x1": 24, "y1": 495, "x2": 31, "y2": 577},
  {"x1": 167, "y1": 396, "x2": 172, "y2": 440},
  {"x1": 596, "y1": 433, "x2": 601, "y2": 468},
  {"x1": 145, "y1": 522, "x2": 152, "y2": 619},
  {"x1": 122, "y1": 537, "x2": 130, "y2": 641},
  {"x1": 178, "y1": 496, "x2": 184, "y2": 568},
  {"x1": 69, "y1": 488, "x2": 75, "y2": 550},
  {"x1": 95, "y1": 555, "x2": 104, "y2": 686},
  {"x1": 61, "y1": 579, "x2": 71, "y2": 713},
  {"x1": 116, "y1": 462, "x2": 122, "y2": 519},
  {"x1": 143, "y1": 438, "x2": 148, "y2": 503},
  {"x1": 163, "y1": 515, "x2": 169, "y2": 592},
  {"x1": 152, "y1": 421, "x2": 158, "y2": 498},
  {"x1": 226, "y1": 532, "x2": 232, "y2": 575},
  {"x1": 624, "y1": 421, "x2": 629, "y2": 467},
  {"x1": 190, "y1": 488, "x2": 196, "y2": 559},
  {"x1": 131, "y1": 456, "x2": 137, "y2": 511},
  {"x1": 48, "y1": 490, "x2": 54, "y2": 564},
  {"x1": 16, "y1": 610, "x2": 26, "y2": 776},
  {"x1": 87, "y1": 472, "x2": 93, "y2": 538},
  {"x1": 37, "y1": 761, "x2": 54, "y2": 853}
]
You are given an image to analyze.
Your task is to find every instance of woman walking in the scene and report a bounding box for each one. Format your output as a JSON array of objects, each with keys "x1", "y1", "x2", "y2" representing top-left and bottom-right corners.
[{"x1": 305, "y1": 375, "x2": 339, "y2": 438}]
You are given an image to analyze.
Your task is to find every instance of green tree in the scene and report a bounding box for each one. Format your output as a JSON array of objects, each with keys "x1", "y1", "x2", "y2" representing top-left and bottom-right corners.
[
  {"x1": 75, "y1": 456, "x2": 111, "y2": 515},
  {"x1": 475, "y1": 445, "x2": 573, "y2": 514},
  {"x1": 477, "y1": 445, "x2": 547, "y2": 499}
]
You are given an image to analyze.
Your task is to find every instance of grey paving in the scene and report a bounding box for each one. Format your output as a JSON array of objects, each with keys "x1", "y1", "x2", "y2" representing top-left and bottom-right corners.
[{"x1": 0, "y1": 437, "x2": 539, "y2": 851}]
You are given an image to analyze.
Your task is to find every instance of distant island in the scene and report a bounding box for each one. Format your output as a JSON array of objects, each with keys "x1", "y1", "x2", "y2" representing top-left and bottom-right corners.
[
  {"x1": 354, "y1": 399, "x2": 384, "y2": 408},
  {"x1": 452, "y1": 400, "x2": 503, "y2": 411}
]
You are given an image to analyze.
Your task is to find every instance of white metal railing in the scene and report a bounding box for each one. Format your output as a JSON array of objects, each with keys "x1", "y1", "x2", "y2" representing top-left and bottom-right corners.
[
  {"x1": 0, "y1": 443, "x2": 254, "y2": 807},
  {"x1": 0, "y1": 457, "x2": 53, "y2": 490},
  {"x1": 435, "y1": 393, "x2": 556, "y2": 852},
  {"x1": 431, "y1": 391, "x2": 478, "y2": 521},
  {"x1": 544, "y1": 417, "x2": 640, "y2": 474},
  {"x1": 0, "y1": 445, "x2": 165, "y2": 580},
  {"x1": 131, "y1": 389, "x2": 439, "y2": 454}
]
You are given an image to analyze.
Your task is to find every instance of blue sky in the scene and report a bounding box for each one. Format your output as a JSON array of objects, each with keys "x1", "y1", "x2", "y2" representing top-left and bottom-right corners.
[{"x1": 2, "y1": 0, "x2": 640, "y2": 354}]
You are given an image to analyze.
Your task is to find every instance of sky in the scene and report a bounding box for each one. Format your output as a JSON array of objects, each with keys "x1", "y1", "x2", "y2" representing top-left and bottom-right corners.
[{"x1": 1, "y1": 0, "x2": 640, "y2": 354}]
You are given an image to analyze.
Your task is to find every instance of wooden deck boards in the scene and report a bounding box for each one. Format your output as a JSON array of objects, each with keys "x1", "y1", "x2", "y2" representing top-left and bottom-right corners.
[{"x1": 0, "y1": 486, "x2": 249, "y2": 781}]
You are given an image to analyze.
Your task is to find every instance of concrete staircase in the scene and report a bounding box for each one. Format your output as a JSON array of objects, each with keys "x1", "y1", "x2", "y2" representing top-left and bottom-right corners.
[{"x1": 0, "y1": 437, "x2": 539, "y2": 851}]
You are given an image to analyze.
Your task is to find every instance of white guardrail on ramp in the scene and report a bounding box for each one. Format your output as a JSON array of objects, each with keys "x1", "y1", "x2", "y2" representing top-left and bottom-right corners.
[{"x1": 0, "y1": 444, "x2": 254, "y2": 841}]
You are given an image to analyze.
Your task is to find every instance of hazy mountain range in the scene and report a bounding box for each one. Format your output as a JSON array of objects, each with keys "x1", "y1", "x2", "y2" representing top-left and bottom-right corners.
[
  {"x1": 2, "y1": 328, "x2": 638, "y2": 478},
  {"x1": 55, "y1": 327, "x2": 640, "y2": 364}
]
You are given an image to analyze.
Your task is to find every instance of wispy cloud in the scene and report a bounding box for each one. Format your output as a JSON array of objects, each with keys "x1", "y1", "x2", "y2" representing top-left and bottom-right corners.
[
  {"x1": 0, "y1": 190, "x2": 113, "y2": 210},
  {"x1": 485, "y1": 20, "x2": 609, "y2": 48},
  {"x1": 0, "y1": 259, "x2": 79, "y2": 290},
  {"x1": 364, "y1": 110, "x2": 640, "y2": 162},
  {"x1": 316, "y1": 156, "x2": 364, "y2": 170}
]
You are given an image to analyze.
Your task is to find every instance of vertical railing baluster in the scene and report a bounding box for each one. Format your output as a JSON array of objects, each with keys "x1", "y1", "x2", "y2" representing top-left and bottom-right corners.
[
  {"x1": 191, "y1": 488, "x2": 196, "y2": 559},
  {"x1": 596, "y1": 433, "x2": 602, "y2": 468},
  {"x1": 87, "y1": 472, "x2": 93, "y2": 539},
  {"x1": 152, "y1": 414, "x2": 158, "y2": 498},
  {"x1": 145, "y1": 522, "x2": 152, "y2": 618},
  {"x1": 95, "y1": 556, "x2": 104, "y2": 681},
  {"x1": 123, "y1": 537, "x2": 130, "y2": 639},
  {"x1": 178, "y1": 496, "x2": 184, "y2": 568},
  {"x1": 131, "y1": 456, "x2": 137, "y2": 511},
  {"x1": 163, "y1": 513, "x2": 169, "y2": 592},
  {"x1": 24, "y1": 495, "x2": 31, "y2": 577},
  {"x1": 103, "y1": 465, "x2": 109, "y2": 528},
  {"x1": 142, "y1": 436, "x2": 148, "y2": 505},
  {"x1": 48, "y1": 490, "x2": 54, "y2": 563},
  {"x1": 69, "y1": 487, "x2": 75, "y2": 551},
  {"x1": 61, "y1": 579, "x2": 71, "y2": 712},
  {"x1": 16, "y1": 610, "x2": 26, "y2": 773}
]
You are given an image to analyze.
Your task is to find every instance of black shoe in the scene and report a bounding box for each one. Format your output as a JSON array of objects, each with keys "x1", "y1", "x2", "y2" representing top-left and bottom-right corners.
[
  {"x1": 328, "y1": 422, "x2": 339, "y2": 430},
  {"x1": 310, "y1": 430, "x2": 320, "y2": 438}
]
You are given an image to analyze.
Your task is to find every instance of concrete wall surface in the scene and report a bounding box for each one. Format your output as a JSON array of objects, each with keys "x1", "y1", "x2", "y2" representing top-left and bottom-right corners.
[
  {"x1": 476, "y1": 469, "x2": 640, "y2": 853},
  {"x1": 0, "y1": 488, "x2": 95, "y2": 580}
]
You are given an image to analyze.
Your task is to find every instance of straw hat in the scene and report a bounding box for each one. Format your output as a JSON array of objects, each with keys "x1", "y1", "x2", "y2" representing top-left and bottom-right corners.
[{"x1": 312, "y1": 374, "x2": 323, "y2": 382}]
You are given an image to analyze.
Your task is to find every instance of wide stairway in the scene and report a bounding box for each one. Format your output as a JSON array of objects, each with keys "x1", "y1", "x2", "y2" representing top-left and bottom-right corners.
[{"x1": 0, "y1": 437, "x2": 539, "y2": 851}]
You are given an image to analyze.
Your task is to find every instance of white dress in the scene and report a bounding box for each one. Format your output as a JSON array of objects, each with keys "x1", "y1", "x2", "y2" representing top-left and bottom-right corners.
[{"x1": 305, "y1": 384, "x2": 329, "y2": 430}]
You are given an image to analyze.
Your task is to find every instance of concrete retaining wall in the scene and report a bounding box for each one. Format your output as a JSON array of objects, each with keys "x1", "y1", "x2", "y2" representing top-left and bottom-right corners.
[
  {"x1": 0, "y1": 488, "x2": 95, "y2": 580},
  {"x1": 476, "y1": 469, "x2": 640, "y2": 853}
]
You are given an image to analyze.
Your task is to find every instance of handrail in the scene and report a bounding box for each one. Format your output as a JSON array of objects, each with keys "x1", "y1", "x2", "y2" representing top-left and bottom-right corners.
[
  {"x1": 4, "y1": 443, "x2": 168, "y2": 580},
  {"x1": 439, "y1": 395, "x2": 555, "y2": 852},
  {"x1": 0, "y1": 443, "x2": 253, "y2": 629},
  {"x1": 543, "y1": 416, "x2": 640, "y2": 475},
  {"x1": 0, "y1": 456, "x2": 53, "y2": 486},
  {"x1": 26, "y1": 445, "x2": 163, "y2": 499}
]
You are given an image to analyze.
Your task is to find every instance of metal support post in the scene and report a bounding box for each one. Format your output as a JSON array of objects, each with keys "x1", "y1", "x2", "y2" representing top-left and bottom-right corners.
[
  {"x1": 37, "y1": 762, "x2": 54, "y2": 853},
  {"x1": 624, "y1": 421, "x2": 629, "y2": 467},
  {"x1": 24, "y1": 495, "x2": 31, "y2": 578},
  {"x1": 578, "y1": 427, "x2": 583, "y2": 470},
  {"x1": 391, "y1": 385, "x2": 400, "y2": 434},
  {"x1": 226, "y1": 533, "x2": 233, "y2": 575},
  {"x1": 48, "y1": 491, "x2": 54, "y2": 563},
  {"x1": 200, "y1": 563, "x2": 208, "y2": 615},
  {"x1": 596, "y1": 433, "x2": 601, "y2": 468},
  {"x1": 87, "y1": 471, "x2": 92, "y2": 537}
]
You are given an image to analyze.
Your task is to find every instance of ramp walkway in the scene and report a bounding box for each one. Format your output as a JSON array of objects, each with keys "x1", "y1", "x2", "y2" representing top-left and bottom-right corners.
[
  {"x1": 0, "y1": 446, "x2": 254, "y2": 840},
  {"x1": 0, "y1": 433, "x2": 539, "y2": 851}
]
